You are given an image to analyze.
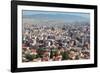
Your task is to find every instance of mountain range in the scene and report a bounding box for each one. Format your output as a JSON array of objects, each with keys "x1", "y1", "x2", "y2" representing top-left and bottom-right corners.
[{"x1": 23, "y1": 13, "x2": 90, "y2": 24}]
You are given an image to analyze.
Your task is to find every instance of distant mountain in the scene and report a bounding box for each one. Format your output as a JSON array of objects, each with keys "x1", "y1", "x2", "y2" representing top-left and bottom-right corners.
[{"x1": 23, "y1": 13, "x2": 89, "y2": 23}]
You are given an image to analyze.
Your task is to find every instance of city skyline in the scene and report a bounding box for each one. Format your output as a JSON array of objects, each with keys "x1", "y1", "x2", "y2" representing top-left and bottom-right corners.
[{"x1": 22, "y1": 10, "x2": 90, "y2": 62}]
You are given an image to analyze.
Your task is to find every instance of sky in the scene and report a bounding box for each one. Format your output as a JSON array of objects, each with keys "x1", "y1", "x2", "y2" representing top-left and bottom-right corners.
[
  {"x1": 22, "y1": 10, "x2": 90, "y2": 22},
  {"x1": 23, "y1": 10, "x2": 90, "y2": 18}
]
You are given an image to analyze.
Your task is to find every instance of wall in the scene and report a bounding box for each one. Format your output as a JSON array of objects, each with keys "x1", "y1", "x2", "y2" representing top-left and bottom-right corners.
[
  {"x1": 0, "y1": 0, "x2": 99, "y2": 73},
  {"x1": 20, "y1": 0, "x2": 98, "y2": 5}
]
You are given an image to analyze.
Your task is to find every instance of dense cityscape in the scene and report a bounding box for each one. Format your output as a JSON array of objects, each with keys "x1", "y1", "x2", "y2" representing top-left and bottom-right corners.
[
  {"x1": 22, "y1": 22, "x2": 90, "y2": 62},
  {"x1": 22, "y1": 11, "x2": 90, "y2": 62}
]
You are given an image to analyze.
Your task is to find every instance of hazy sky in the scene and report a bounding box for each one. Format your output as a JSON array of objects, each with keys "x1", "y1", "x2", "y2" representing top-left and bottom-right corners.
[
  {"x1": 22, "y1": 10, "x2": 90, "y2": 19},
  {"x1": 22, "y1": 10, "x2": 90, "y2": 23}
]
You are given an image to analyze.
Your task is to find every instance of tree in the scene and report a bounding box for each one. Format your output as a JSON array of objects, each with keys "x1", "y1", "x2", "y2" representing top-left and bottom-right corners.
[{"x1": 62, "y1": 51, "x2": 69, "y2": 60}]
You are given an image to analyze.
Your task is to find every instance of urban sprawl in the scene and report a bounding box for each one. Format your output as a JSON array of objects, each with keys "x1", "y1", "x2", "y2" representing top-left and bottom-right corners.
[{"x1": 22, "y1": 22, "x2": 90, "y2": 62}]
